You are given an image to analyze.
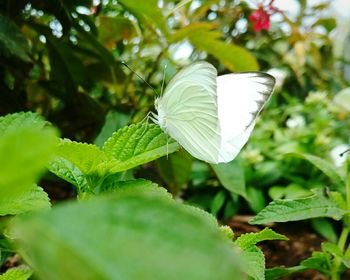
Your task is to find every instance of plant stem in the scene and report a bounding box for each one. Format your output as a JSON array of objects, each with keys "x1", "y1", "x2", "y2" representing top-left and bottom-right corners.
[{"x1": 332, "y1": 160, "x2": 350, "y2": 280}]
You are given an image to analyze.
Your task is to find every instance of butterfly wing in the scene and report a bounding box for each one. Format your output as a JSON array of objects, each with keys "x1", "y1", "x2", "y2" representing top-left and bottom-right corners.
[
  {"x1": 217, "y1": 72, "x2": 275, "y2": 162},
  {"x1": 156, "y1": 62, "x2": 222, "y2": 163}
]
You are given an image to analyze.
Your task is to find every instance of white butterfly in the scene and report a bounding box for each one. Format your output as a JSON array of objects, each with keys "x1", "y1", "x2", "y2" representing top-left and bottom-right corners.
[{"x1": 151, "y1": 61, "x2": 275, "y2": 164}]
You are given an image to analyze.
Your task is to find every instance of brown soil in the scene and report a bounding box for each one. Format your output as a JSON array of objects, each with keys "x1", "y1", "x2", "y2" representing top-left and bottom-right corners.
[{"x1": 227, "y1": 215, "x2": 350, "y2": 280}]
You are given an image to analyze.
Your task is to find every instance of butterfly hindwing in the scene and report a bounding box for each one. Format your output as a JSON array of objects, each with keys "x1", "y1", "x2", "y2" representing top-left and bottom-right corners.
[{"x1": 156, "y1": 62, "x2": 222, "y2": 163}]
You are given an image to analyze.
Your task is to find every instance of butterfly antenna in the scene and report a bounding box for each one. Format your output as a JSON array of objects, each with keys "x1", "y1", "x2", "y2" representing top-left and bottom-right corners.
[
  {"x1": 160, "y1": 64, "x2": 167, "y2": 96},
  {"x1": 340, "y1": 149, "x2": 350, "y2": 157},
  {"x1": 121, "y1": 61, "x2": 158, "y2": 95}
]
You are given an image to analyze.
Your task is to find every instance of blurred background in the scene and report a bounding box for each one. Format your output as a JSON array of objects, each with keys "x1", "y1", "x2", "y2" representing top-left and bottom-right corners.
[{"x1": 1, "y1": 0, "x2": 350, "y2": 217}]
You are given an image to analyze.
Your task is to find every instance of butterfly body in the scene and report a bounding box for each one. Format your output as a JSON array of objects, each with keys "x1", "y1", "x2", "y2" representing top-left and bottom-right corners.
[{"x1": 153, "y1": 62, "x2": 275, "y2": 164}]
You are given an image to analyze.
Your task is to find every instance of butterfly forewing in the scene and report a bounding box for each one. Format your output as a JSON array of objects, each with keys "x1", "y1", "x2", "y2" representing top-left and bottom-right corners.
[{"x1": 216, "y1": 72, "x2": 275, "y2": 162}]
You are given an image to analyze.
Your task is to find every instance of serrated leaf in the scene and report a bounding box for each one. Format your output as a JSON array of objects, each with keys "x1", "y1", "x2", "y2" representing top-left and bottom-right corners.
[
  {"x1": 211, "y1": 159, "x2": 247, "y2": 199},
  {"x1": 265, "y1": 266, "x2": 306, "y2": 280},
  {"x1": 0, "y1": 15, "x2": 30, "y2": 62},
  {"x1": 103, "y1": 123, "x2": 180, "y2": 172},
  {"x1": 48, "y1": 139, "x2": 119, "y2": 191},
  {"x1": 287, "y1": 153, "x2": 344, "y2": 189},
  {"x1": 0, "y1": 185, "x2": 50, "y2": 216},
  {"x1": 100, "y1": 178, "x2": 172, "y2": 200},
  {"x1": 171, "y1": 23, "x2": 259, "y2": 71},
  {"x1": 0, "y1": 115, "x2": 57, "y2": 199},
  {"x1": 235, "y1": 228, "x2": 288, "y2": 250},
  {"x1": 250, "y1": 190, "x2": 345, "y2": 225},
  {"x1": 0, "y1": 111, "x2": 47, "y2": 134},
  {"x1": 241, "y1": 246, "x2": 265, "y2": 280},
  {"x1": 10, "y1": 194, "x2": 244, "y2": 280},
  {"x1": 0, "y1": 266, "x2": 32, "y2": 280}
]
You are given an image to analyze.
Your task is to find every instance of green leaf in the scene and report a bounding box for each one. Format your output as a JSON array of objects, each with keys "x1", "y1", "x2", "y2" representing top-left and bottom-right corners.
[
  {"x1": 235, "y1": 228, "x2": 288, "y2": 250},
  {"x1": 0, "y1": 111, "x2": 47, "y2": 134},
  {"x1": 156, "y1": 150, "x2": 193, "y2": 193},
  {"x1": 10, "y1": 194, "x2": 244, "y2": 280},
  {"x1": 321, "y1": 242, "x2": 343, "y2": 257},
  {"x1": 47, "y1": 39, "x2": 90, "y2": 91},
  {"x1": 311, "y1": 218, "x2": 338, "y2": 243},
  {"x1": 0, "y1": 114, "x2": 57, "y2": 199},
  {"x1": 0, "y1": 15, "x2": 30, "y2": 62},
  {"x1": 210, "y1": 190, "x2": 226, "y2": 216},
  {"x1": 103, "y1": 123, "x2": 180, "y2": 172},
  {"x1": 300, "y1": 252, "x2": 332, "y2": 276},
  {"x1": 98, "y1": 16, "x2": 135, "y2": 46},
  {"x1": 250, "y1": 190, "x2": 345, "y2": 225},
  {"x1": 241, "y1": 246, "x2": 265, "y2": 280},
  {"x1": 287, "y1": 153, "x2": 344, "y2": 189},
  {"x1": 265, "y1": 266, "x2": 306, "y2": 280},
  {"x1": 0, "y1": 266, "x2": 32, "y2": 280},
  {"x1": 171, "y1": 23, "x2": 259, "y2": 71},
  {"x1": 95, "y1": 111, "x2": 130, "y2": 148},
  {"x1": 117, "y1": 0, "x2": 168, "y2": 36},
  {"x1": 0, "y1": 185, "x2": 50, "y2": 216},
  {"x1": 246, "y1": 186, "x2": 266, "y2": 213},
  {"x1": 48, "y1": 139, "x2": 118, "y2": 191},
  {"x1": 211, "y1": 159, "x2": 247, "y2": 199},
  {"x1": 99, "y1": 178, "x2": 172, "y2": 200}
]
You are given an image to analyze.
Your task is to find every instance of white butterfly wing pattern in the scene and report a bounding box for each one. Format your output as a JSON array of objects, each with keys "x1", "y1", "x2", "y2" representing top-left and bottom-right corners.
[
  {"x1": 154, "y1": 62, "x2": 275, "y2": 164},
  {"x1": 217, "y1": 73, "x2": 275, "y2": 162},
  {"x1": 154, "y1": 61, "x2": 222, "y2": 163}
]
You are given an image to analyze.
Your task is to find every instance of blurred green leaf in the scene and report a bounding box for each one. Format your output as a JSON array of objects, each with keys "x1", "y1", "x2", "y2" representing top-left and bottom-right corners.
[
  {"x1": 210, "y1": 190, "x2": 226, "y2": 216},
  {"x1": 10, "y1": 193, "x2": 244, "y2": 280},
  {"x1": 94, "y1": 111, "x2": 130, "y2": 148},
  {"x1": 250, "y1": 189, "x2": 345, "y2": 224},
  {"x1": 287, "y1": 153, "x2": 344, "y2": 189},
  {"x1": 103, "y1": 123, "x2": 180, "y2": 172},
  {"x1": 0, "y1": 266, "x2": 32, "y2": 280},
  {"x1": 0, "y1": 113, "x2": 57, "y2": 200},
  {"x1": 313, "y1": 18, "x2": 336, "y2": 33},
  {"x1": 171, "y1": 23, "x2": 259, "y2": 71},
  {"x1": 311, "y1": 218, "x2": 338, "y2": 243},
  {"x1": 118, "y1": 0, "x2": 168, "y2": 36},
  {"x1": 212, "y1": 159, "x2": 247, "y2": 199},
  {"x1": 98, "y1": 16, "x2": 135, "y2": 47},
  {"x1": 246, "y1": 187, "x2": 266, "y2": 213},
  {"x1": 47, "y1": 39, "x2": 91, "y2": 91},
  {"x1": 156, "y1": 150, "x2": 192, "y2": 193},
  {"x1": 0, "y1": 14, "x2": 30, "y2": 62},
  {"x1": 0, "y1": 185, "x2": 50, "y2": 216},
  {"x1": 265, "y1": 266, "x2": 306, "y2": 280},
  {"x1": 300, "y1": 251, "x2": 332, "y2": 276}
]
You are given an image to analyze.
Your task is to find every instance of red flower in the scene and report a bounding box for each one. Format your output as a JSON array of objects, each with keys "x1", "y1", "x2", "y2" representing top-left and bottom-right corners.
[{"x1": 249, "y1": 7, "x2": 271, "y2": 32}]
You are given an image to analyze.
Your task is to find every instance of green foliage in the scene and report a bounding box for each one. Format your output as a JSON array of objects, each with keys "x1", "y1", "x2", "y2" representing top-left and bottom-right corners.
[
  {"x1": 0, "y1": 15, "x2": 30, "y2": 62},
  {"x1": 234, "y1": 228, "x2": 288, "y2": 280},
  {"x1": 0, "y1": 266, "x2": 32, "y2": 280},
  {"x1": 9, "y1": 191, "x2": 244, "y2": 280},
  {"x1": 0, "y1": 112, "x2": 57, "y2": 211},
  {"x1": 211, "y1": 160, "x2": 247, "y2": 199},
  {"x1": 288, "y1": 153, "x2": 344, "y2": 189},
  {"x1": 103, "y1": 123, "x2": 179, "y2": 172},
  {"x1": 235, "y1": 228, "x2": 288, "y2": 250},
  {"x1": 250, "y1": 189, "x2": 345, "y2": 224}
]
